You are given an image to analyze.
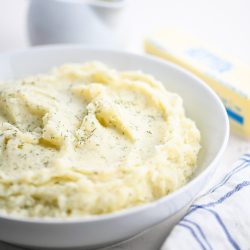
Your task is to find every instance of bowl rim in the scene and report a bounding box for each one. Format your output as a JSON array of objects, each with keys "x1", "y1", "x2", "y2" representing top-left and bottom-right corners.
[{"x1": 0, "y1": 45, "x2": 229, "y2": 224}]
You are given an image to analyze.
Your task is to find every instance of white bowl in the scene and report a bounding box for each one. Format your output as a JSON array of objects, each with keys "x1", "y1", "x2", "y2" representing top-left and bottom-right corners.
[{"x1": 0, "y1": 46, "x2": 229, "y2": 249}]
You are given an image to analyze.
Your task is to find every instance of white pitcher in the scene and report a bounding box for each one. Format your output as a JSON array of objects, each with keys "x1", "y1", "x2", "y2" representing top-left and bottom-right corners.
[{"x1": 27, "y1": 0, "x2": 128, "y2": 48}]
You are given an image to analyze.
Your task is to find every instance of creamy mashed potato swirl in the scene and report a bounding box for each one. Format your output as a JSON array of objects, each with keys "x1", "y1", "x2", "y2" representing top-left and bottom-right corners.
[{"x1": 0, "y1": 62, "x2": 200, "y2": 218}]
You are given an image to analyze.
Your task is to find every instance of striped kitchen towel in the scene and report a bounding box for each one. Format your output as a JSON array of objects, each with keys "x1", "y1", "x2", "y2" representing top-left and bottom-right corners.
[{"x1": 161, "y1": 153, "x2": 250, "y2": 250}]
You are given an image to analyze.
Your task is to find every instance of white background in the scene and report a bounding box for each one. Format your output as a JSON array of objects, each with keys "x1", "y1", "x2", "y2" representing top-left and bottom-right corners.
[
  {"x1": 0, "y1": 0, "x2": 250, "y2": 249},
  {"x1": 1, "y1": 0, "x2": 250, "y2": 63}
]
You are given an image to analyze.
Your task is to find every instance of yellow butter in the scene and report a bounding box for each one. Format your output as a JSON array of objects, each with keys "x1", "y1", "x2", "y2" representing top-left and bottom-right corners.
[{"x1": 145, "y1": 29, "x2": 250, "y2": 138}]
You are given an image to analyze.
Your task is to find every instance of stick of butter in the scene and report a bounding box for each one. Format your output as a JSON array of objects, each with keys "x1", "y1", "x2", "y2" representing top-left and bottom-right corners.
[{"x1": 144, "y1": 29, "x2": 250, "y2": 138}]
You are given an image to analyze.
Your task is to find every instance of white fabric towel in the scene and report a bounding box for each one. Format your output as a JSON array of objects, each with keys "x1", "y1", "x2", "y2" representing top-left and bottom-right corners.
[{"x1": 161, "y1": 153, "x2": 250, "y2": 250}]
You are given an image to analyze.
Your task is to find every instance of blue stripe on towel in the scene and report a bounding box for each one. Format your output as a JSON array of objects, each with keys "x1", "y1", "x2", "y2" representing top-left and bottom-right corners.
[
  {"x1": 185, "y1": 181, "x2": 250, "y2": 250},
  {"x1": 178, "y1": 223, "x2": 207, "y2": 250},
  {"x1": 241, "y1": 153, "x2": 250, "y2": 159},
  {"x1": 183, "y1": 219, "x2": 213, "y2": 250},
  {"x1": 202, "y1": 160, "x2": 250, "y2": 196},
  {"x1": 199, "y1": 208, "x2": 240, "y2": 250},
  {"x1": 193, "y1": 181, "x2": 250, "y2": 209},
  {"x1": 177, "y1": 155, "x2": 250, "y2": 250},
  {"x1": 185, "y1": 206, "x2": 240, "y2": 250},
  {"x1": 239, "y1": 157, "x2": 250, "y2": 163},
  {"x1": 208, "y1": 160, "x2": 249, "y2": 193}
]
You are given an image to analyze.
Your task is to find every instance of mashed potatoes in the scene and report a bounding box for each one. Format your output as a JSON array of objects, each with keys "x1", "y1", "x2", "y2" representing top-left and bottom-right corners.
[{"x1": 0, "y1": 62, "x2": 200, "y2": 218}]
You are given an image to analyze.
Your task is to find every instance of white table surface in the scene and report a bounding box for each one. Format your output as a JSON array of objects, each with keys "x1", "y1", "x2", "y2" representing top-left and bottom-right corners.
[{"x1": 0, "y1": 0, "x2": 250, "y2": 249}]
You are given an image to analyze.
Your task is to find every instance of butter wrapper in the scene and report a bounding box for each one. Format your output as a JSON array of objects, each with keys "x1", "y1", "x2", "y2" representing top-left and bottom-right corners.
[{"x1": 145, "y1": 29, "x2": 250, "y2": 138}]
